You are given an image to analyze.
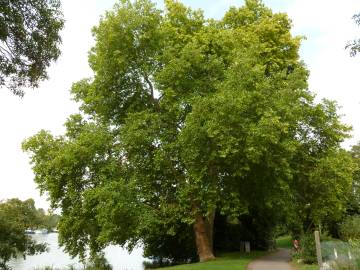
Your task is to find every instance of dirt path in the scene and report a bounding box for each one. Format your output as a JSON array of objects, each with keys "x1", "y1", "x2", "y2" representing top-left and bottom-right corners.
[{"x1": 247, "y1": 249, "x2": 295, "y2": 270}]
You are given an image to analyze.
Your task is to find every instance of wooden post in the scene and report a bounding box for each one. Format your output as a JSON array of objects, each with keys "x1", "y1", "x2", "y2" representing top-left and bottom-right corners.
[{"x1": 314, "y1": 230, "x2": 323, "y2": 267}]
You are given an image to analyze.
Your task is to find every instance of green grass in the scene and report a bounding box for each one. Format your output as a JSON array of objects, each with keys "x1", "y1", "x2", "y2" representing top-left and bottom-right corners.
[
  {"x1": 276, "y1": 235, "x2": 292, "y2": 249},
  {"x1": 292, "y1": 261, "x2": 318, "y2": 270},
  {"x1": 158, "y1": 251, "x2": 268, "y2": 270}
]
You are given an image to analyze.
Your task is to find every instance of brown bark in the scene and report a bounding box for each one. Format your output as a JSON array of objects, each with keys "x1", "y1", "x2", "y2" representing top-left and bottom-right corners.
[
  {"x1": 193, "y1": 213, "x2": 215, "y2": 262},
  {"x1": 204, "y1": 209, "x2": 215, "y2": 251},
  {"x1": 206, "y1": 164, "x2": 216, "y2": 251}
]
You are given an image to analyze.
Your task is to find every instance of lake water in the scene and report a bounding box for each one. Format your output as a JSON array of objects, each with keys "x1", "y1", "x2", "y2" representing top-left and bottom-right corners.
[{"x1": 9, "y1": 233, "x2": 148, "y2": 270}]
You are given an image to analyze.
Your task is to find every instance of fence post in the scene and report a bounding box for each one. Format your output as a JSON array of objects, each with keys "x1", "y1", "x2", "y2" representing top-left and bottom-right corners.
[{"x1": 314, "y1": 230, "x2": 323, "y2": 267}]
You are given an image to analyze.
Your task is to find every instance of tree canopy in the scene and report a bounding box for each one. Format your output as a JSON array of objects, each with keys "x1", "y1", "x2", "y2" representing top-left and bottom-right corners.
[
  {"x1": 0, "y1": 0, "x2": 64, "y2": 95},
  {"x1": 23, "y1": 0, "x2": 355, "y2": 263}
]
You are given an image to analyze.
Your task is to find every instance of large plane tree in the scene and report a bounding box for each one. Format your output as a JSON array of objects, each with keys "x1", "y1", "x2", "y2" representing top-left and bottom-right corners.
[{"x1": 23, "y1": 0, "x2": 354, "y2": 262}]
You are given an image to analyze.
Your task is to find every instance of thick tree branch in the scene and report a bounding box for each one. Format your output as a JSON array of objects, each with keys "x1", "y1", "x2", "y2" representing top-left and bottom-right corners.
[{"x1": 144, "y1": 74, "x2": 155, "y2": 101}]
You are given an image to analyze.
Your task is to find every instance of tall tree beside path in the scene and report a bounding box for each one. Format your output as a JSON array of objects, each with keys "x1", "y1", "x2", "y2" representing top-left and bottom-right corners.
[
  {"x1": 23, "y1": 0, "x2": 354, "y2": 263},
  {"x1": 0, "y1": 0, "x2": 64, "y2": 96}
]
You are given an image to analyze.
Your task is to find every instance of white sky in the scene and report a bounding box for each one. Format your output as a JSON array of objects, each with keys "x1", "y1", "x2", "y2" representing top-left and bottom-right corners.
[{"x1": 1, "y1": 0, "x2": 360, "y2": 210}]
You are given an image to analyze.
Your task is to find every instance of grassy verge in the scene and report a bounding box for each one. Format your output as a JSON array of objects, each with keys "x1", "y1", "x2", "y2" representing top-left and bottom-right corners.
[
  {"x1": 158, "y1": 251, "x2": 268, "y2": 270},
  {"x1": 291, "y1": 261, "x2": 318, "y2": 270}
]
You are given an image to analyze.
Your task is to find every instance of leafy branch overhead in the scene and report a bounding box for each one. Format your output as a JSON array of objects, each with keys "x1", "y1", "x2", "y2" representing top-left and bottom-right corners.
[
  {"x1": 347, "y1": 13, "x2": 360, "y2": 56},
  {"x1": 0, "y1": 0, "x2": 64, "y2": 95}
]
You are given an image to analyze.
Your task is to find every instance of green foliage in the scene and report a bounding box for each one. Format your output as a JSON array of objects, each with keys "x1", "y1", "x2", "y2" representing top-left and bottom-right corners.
[
  {"x1": 288, "y1": 147, "x2": 355, "y2": 236},
  {"x1": 346, "y1": 143, "x2": 360, "y2": 216},
  {"x1": 0, "y1": 199, "x2": 47, "y2": 268},
  {"x1": 43, "y1": 213, "x2": 61, "y2": 231},
  {"x1": 297, "y1": 233, "x2": 317, "y2": 264},
  {"x1": 294, "y1": 232, "x2": 331, "y2": 264},
  {"x1": 340, "y1": 216, "x2": 360, "y2": 241},
  {"x1": 22, "y1": 0, "x2": 355, "y2": 263},
  {"x1": 33, "y1": 208, "x2": 60, "y2": 231},
  {"x1": 346, "y1": 14, "x2": 360, "y2": 57},
  {"x1": 0, "y1": 0, "x2": 64, "y2": 95}
]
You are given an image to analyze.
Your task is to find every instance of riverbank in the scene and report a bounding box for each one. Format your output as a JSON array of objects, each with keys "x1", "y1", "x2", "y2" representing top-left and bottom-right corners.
[{"x1": 9, "y1": 233, "x2": 146, "y2": 270}]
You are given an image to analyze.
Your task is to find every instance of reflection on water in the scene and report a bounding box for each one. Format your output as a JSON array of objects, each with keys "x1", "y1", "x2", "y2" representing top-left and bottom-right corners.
[{"x1": 9, "y1": 233, "x2": 147, "y2": 270}]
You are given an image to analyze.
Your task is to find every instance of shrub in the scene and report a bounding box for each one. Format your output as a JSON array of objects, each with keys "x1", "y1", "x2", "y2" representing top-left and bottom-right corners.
[
  {"x1": 298, "y1": 233, "x2": 317, "y2": 263},
  {"x1": 293, "y1": 231, "x2": 332, "y2": 264},
  {"x1": 340, "y1": 216, "x2": 360, "y2": 241}
]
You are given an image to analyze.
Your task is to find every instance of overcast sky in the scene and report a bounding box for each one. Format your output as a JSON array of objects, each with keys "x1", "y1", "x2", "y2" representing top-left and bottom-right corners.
[{"x1": 1, "y1": 0, "x2": 360, "y2": 210}]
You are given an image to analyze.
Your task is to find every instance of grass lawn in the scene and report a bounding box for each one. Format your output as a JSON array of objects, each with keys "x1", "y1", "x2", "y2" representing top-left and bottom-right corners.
[{"x1": 159, "y1": 251, "x2": 268, "y2": 270}]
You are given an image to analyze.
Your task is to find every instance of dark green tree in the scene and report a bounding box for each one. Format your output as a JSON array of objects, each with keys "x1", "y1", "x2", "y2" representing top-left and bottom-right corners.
[
  {"x1": 34, "y1": 207, "x2": 60, "y2": 231},
  {"x1": 23, "y1": 0, "x2": 354, "y2": 263},
  {"x1": 0, "y1": 0, "x2": 64, "y2": 95}
]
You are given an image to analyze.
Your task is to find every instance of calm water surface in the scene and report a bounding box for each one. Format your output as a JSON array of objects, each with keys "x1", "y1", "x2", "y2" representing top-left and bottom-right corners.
[{"x1": 9, "y1": 233, "x2": 148, "y2": 270}]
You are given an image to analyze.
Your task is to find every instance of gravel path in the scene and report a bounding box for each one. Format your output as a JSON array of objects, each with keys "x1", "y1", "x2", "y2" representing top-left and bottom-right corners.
[{"x1": 247, "y1": 249, "x2": 295, "y2": 270}]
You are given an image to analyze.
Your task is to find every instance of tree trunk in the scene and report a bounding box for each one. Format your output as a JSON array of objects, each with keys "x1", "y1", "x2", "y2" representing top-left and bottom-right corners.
[
  {"x1": 193, "y1": 213, "x2": 215, "y2": 262},
  {"x1": 204, "y1": 209, "x2": 215, "y2": 251}
]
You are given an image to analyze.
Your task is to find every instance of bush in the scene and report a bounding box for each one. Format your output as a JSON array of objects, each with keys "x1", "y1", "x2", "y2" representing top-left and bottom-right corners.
[
  {"x1": 298, "y1": 233, "x2": 317, "y2": 264},
  {"x1": 293, "y1": 231, "x2": 332, "y2": 264},
  {"x1": 340, "y1": 216, "x2": 360, "y2": 241}
]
